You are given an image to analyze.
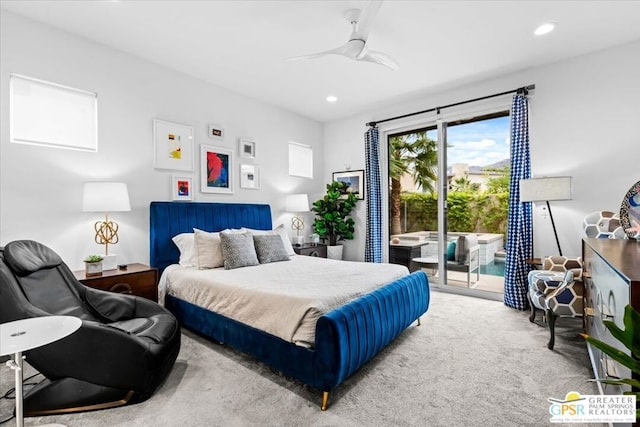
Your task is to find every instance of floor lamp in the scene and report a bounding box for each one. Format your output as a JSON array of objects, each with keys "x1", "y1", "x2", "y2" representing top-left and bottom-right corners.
[{"x1": 520, "y1": 176, "x2": 572, "y2": 256}]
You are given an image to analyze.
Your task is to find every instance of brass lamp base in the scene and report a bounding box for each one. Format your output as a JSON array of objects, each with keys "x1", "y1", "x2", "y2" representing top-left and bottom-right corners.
[{"x1": 94, "y1": 213, "x2": 119, "y2": 256}]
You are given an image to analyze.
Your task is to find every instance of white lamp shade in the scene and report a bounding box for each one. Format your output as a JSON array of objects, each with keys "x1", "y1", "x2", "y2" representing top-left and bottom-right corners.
[
  {"x1": 82, "y1": 182, "x2": 131, "y2": 212},
  {"x1": 519, "y1": 177, "x2": 572, "y2": 202},
  {"x1": 286, "y1": 194, "x2": 309, "y2": 212}
]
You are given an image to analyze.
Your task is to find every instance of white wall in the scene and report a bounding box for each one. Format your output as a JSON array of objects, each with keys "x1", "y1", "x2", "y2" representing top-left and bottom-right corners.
[
  {"x1": 0, "y1": 11, "x2": 323, "y2": 270},
  {"x1": 324, "y1": 39, "x2": 640, "y2": 261}
]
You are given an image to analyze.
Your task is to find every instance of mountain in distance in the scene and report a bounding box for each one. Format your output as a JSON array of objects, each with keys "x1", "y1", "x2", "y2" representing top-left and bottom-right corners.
[{"x1": 468, "y1": 158, "x2": 510, "y2": 172}]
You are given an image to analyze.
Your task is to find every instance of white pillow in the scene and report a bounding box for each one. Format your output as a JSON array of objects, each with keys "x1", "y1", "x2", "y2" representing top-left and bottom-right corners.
[
  {"x1": 172, "y1": 233, "x2": 196, "y2": 267},
  {"x1": 242, "y1": 224, "x2": 295, "y2": 256},
  {"x1": 193, "y1": 228, "x2": 224, "y2": 269}
]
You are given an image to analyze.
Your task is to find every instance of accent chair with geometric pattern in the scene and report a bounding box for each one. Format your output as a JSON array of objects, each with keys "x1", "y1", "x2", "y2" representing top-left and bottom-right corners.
[{"x1": 527, "y1": 256, "x2": 583, "y2": 350}]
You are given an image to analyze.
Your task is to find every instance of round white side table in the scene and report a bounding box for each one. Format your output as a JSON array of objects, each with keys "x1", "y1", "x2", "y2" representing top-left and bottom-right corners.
[{"x1": 1, "y1": 316, "x2": 82, "y2": 427}]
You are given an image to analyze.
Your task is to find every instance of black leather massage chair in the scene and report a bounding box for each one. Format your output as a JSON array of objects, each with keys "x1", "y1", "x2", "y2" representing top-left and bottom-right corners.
[{"x1": 0, "y1": 240, "x2": 181, "y2": 416}]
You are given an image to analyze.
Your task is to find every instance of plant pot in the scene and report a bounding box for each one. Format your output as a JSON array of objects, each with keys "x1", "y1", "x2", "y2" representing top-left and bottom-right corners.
[
  {"x1": 326, "y1": 245, "x2": 343, "y2": 260},
  {"x1": 85, "y1": 261, "x2": 103, "y2": 277}
]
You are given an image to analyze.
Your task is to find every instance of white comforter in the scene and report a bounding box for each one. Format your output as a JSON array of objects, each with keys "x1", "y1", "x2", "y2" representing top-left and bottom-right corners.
[{"x1": 159, "y1": 255, "x2": 409, "y2": 347}]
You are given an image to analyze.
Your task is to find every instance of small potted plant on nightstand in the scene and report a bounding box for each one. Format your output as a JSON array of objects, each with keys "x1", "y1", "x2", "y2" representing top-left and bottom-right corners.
[{"x1": 84, "y1": 255, "x2": 104, "y2": 277}]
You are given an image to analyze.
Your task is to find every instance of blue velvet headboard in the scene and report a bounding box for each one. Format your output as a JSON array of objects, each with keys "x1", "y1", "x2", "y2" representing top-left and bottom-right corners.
[{"x1": 149, "y1": 201, "x2": 272, "y2": 275}]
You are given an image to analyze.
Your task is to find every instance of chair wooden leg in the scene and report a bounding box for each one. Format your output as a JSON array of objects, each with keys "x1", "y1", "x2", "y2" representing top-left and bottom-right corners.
[
  {"x1": 527, "y1": 294, "x2": 536, "y2": 323},
  {"x1": 547, "y1": 309, "x2": 556, "y2": 350}
]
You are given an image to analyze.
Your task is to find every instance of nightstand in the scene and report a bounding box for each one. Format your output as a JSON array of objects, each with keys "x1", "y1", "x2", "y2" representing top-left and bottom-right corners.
[
  {"x1": 293, "y1": 244, "x2": 327, "y2": 258},
  {"x1": 73, "y1": 263, "x2": 158, "y2": 301}
]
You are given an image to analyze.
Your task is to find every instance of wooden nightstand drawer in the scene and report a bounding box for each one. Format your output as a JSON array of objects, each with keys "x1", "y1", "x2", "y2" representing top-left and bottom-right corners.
[
  {"x1": 293, "y1": 244, "x2": 327, "y2": 258},
  {"x1": 73, "y1": 263, "x2": 158, "y2": 301}
]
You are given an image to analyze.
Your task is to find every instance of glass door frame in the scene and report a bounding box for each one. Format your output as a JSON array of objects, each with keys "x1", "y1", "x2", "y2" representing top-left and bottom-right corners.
[{"x1": 380, "y1": 101, "x2": 510, "y2": 301}]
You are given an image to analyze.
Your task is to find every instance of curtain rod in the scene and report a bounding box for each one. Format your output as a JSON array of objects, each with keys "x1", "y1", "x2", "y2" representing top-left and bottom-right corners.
[{"x1": 366, "y1": 84, "x2": 535, "y2": 128}]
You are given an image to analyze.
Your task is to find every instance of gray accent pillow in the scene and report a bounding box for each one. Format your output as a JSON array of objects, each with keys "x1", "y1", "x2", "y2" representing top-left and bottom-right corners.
[
  {"x1": 220, "y1": 232, "x2": 259, "y2": 270},
  {"x1": 253, "y1": 235, "x2": 290, "y2": 264}
]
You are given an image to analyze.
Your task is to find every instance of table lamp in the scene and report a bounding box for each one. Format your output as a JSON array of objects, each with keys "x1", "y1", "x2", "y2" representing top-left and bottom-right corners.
[
  {"x1": 286, "y1": 193, "x2": 309, "y2": 246},
  {"x1": 82, "y1": 182, "x2": 131, "y2": 270}
]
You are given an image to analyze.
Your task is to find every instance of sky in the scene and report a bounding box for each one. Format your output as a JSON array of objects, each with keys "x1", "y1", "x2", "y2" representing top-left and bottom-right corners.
[{"x1": 426, "y1": 116, "x2": 510, "y2": 167}]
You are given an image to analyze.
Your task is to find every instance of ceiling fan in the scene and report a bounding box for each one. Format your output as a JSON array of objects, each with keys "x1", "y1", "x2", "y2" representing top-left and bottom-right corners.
[{"x1": 289, "y1": 1, "x2": 398, "y2": 70}]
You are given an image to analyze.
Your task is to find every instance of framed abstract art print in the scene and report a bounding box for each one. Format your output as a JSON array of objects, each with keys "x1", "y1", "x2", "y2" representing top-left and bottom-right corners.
[
  {"x1": 200, "y1": 144, "x2": 233, "y2": 194},
  {"x1": 172, "y1": 175, "x2": 193, "y2": 201},
  {"x1": 153, "y1": 119, "x2": 194, "y2": 172}
]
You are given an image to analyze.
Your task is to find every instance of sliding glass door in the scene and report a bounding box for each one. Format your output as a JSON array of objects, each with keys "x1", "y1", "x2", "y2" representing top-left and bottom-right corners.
[{"x1": 387, "y1": 112, "x2": 509, "y2": 298}]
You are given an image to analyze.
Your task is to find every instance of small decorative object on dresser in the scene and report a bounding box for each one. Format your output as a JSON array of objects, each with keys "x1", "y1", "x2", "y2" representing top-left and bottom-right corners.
[
  {"x1": 83, "y1": 254, "x2": 103, "y2": 277},
  {"x1": 293, "y1": 243, "x2": 327, "y2": 258},
  {"x1": 74, "y1": 263, "x2": 159, "y2": 301},
  {"x1": 620, "y1": 178, "x2": 640, "y2": 239}
]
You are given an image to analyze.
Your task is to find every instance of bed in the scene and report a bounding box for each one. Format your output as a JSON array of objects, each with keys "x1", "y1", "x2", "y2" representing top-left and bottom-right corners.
[{"x1": 149, "y1": 201, "x2": 430, "y2": 410}]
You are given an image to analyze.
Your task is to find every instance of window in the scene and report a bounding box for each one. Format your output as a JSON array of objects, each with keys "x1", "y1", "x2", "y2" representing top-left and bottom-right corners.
[
  {"x1": 288, "y1": 141, "x2": 313, "y2": 178},
  {"x1": 10, "y1": 74, "x2": 98, "y2": 151}
]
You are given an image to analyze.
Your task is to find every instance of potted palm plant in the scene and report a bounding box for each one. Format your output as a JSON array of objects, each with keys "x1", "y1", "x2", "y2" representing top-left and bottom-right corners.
[{"x1": 312, "y1": 181, "x2": 358, "y2": 260}]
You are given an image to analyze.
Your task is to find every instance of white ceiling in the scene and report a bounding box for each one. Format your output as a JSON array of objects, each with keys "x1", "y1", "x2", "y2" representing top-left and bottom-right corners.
[{"x1": 2, "y1": 1, "x2": 640, "y2": 123}]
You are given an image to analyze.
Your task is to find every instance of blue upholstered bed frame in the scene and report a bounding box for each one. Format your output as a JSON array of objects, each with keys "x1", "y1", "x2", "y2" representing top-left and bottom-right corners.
[{"x1": 149, "y1": 201, "x2": 430, "y2": 410}]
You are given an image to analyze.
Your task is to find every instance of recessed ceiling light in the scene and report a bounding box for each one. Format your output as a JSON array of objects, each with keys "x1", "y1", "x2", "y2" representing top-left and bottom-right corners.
[
  {"x1": 326, "y1": 95, "x2": 338, "y2": 103},
  {"x1": 534, "y1": 22, "x2": 556, "y2": 36}
]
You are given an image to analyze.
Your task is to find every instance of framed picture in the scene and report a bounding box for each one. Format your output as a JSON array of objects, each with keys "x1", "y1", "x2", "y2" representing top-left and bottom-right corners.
[
  {"x1": 239, "y1": 138, "x2": 256, "y2": 160},
  {"x1": 207, "y1": 123, "x2": 224, "y2": 140},
  {"x1": 153, "y1": 119, "x2": 194, "y2": 172},
  {"x1": 172, "y1": 175, "x2": 193, "y2": 201},
  {"x1": 201, "y1": 144, "x2": 233, "y2": 194},
  {"x1": 332, "y1": 169, "x2": 365, "y2": 200},
  {"x1": 240, "y1": 164, "x2": 260, "y2": 190}
]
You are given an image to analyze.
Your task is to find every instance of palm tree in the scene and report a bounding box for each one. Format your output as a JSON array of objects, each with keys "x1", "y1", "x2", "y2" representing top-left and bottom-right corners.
[
  {"x1": 389, "y1": 132, "x2": 438, "y2": 235},
  {"x1": 451, "y1": 174, "x2": 480, "y2": 192}
]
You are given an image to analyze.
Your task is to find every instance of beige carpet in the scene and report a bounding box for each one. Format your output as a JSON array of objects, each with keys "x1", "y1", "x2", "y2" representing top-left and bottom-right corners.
[
  {"x1": 1, "y1": 291, "x2": 603, "y2": 427},
  {"x1": 427, "y1": 270, "x2": 505, "y2": 294}
]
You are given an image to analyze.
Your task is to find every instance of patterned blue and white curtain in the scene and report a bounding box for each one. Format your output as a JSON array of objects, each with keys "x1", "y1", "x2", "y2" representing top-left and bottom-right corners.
[
  {"x1": 364, "y1": 126, "x2": 383, "y2": 263},
  {"x1": 503, "y1": 94, "x2": 533, "y2": 310}
]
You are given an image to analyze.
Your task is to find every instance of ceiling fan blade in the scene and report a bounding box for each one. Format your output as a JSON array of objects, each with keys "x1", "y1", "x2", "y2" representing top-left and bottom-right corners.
[
  {"x1": 359, "y1": 49, "x2": 399, "y2": 70},
  {"x1": 288, "y1": 39, "x2": 366, "y2": 62},
  {"x1": 356, "y1": 1, "x2": 383, "y2": 40},
  {"x1": 287, "y1": 43, "x2": 351, "y2": 61}
]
